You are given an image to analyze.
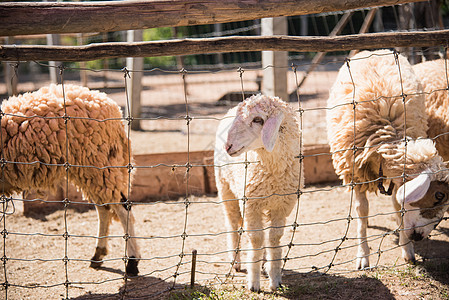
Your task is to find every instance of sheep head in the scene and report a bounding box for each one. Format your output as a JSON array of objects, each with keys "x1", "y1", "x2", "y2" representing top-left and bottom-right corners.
[
  {"x1": 225, "y1": 95, "x2": 285, "y2": 157},
  {"x1": 396, "y1": 174, "x2": 449, "y2": 241}
]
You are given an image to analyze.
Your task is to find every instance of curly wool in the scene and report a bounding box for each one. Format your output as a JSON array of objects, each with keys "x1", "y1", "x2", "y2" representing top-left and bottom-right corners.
[
  {"x1": 0, "y1": 83, "x2": 132, "y2": 205},
  {"x1": 326, "y1": 50, "x2": 442, "y2": 192},
  {"x1": 412, "y1": 59, "x2": 449, "y2": 183},
  {"x1": 216, "y1": 95, "x2": 301, "y2": 213},
  {"x1": 214, "y1": 94, "x2": 302, "y2": 291},
  {"x1": 413, "y1": 60, "x2": 449, "y2": 158}
]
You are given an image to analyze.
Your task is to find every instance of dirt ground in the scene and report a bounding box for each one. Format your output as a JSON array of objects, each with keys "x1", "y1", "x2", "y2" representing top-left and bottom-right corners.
[
  {"x1": 3, "y1": 187, "x2": 449, "y2": 299},
  {"x1": 2, "y1": 68, "x2": 449, "y2": 299}
]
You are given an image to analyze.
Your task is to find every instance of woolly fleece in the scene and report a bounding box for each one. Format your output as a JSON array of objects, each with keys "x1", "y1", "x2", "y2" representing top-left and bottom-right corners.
[
  {"x1": 0, "y1": 83, "x2": 132, "y2": 207},
  {"x1": 214, "y1": 94, "x2": 301, "y2": 291},
  {"x1": 414, "y1": 59, "x2": 449, "y2": 163},
  {"x1": 215, "y1": 95, "x2": 301, "y2": 214},
  {"x1": 326, "y1": 50, "x2": 442, "y2": 192}
]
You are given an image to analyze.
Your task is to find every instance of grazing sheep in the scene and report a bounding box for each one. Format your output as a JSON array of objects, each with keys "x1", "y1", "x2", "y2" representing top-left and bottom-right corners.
[
  {"x1": 1, "y1": 84, "x2": 140, "y2": 276},
  {"x1": 327, "y1": 50, "x2": 449, "y2": 269},
  {"x1": 214, "y1": 94, "x2": 301, "y2": 291}
]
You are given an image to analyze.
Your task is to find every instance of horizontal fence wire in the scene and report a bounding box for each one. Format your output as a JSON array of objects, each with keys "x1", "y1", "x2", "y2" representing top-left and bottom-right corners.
[{"x1": 1, "y1": 46, "x2": 449, "y2": 299}]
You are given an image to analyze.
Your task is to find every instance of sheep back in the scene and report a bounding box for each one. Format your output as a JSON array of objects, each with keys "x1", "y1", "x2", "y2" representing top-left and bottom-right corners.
[
  {"x1": 0, "y1": 84, "x2": 131, "y2": 204},
  {"x1": 413, "y1": 59, "x2": 449, "y2": 161},
  {"x1": 327, "y1": 50, "x2": 429, "y2": 191}
]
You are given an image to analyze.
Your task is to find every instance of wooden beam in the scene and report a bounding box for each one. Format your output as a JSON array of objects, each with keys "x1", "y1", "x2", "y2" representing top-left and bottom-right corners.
[
  {"x1": 23, "y1": 145, "x2": 337, "y2": 213},
  {"x1": 1, "y1": 30, "x2": 448, "y2": 62},
  {"x1": 297, "y1": 11, "x2": 353, "y2": 88},
  {"x1": 0, "y1": 0, "x2": 424, "y2": 36}
]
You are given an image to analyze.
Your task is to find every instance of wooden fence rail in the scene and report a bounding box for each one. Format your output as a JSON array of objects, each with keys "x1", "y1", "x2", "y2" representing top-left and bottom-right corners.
[
  {"x1": 2, "y1": 30, "x2": 448, "y2": 62},
  {"x1": 0, "y1": 0, "x2": 421, "y2": 37}
]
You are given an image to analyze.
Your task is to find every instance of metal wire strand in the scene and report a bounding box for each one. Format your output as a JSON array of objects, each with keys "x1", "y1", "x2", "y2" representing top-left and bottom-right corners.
[{"x1": 3, "y1": 46, "x2": 449, "y2": 298}]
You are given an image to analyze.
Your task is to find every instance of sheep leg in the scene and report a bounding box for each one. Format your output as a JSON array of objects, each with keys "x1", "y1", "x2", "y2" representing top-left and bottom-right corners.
[
  {"x1": 354, "y1": 187, "x2": 370, "y2": 269},
  {"x1": 221, "y1": 189, "x2": 244, "y2": 272},
  {"x1": 266, "y1": 211, "x2": 286, "y2": 291},
  {"x1": 246, "y1": 208, "x2": 264, "y2": 292},
  {"x1": 111, "y1": 204, "x2": 141, "y2": 276},
  {"x1": 392, "y1": 193, "x2": 415, "y2": 263},
  {"x1": 90, "y1": 205, "x2": 112, "y2": 269}
]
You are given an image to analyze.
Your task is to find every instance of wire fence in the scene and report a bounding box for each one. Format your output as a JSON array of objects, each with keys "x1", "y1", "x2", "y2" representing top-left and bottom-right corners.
[{"x1": 1, "y1": 46, "x2": 449, "y2": 299}]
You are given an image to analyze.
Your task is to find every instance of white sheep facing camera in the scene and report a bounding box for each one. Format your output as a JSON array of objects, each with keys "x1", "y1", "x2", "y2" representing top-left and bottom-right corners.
[{"x1": 214, "y1": 94, "x2": 302, "y2": 292}]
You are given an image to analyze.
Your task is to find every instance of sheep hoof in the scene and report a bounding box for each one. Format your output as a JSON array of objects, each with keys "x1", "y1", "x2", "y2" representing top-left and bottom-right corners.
[
  {"x1": 248, "y1": 276, "x2": 260, "y2": 292},
  {"x1": 404, "y1": 255, "x2": 416, "y2": 265},
  {"x1": 90, "y1": 260, "x2": 103, "y2": 269},
  {"x1": 269, "y1": 281, "x2": 281, "y2": 291},
  {"x1": 401, "y1": 244, "x2": 416, "y2": 264},
  {"x1": 90, "y1": 247, "x2": 107, "y2": 269},
  {"x1": 234, "y1": 264, "x2": 247, "y2": 273},
  {"x1": 356, "y1": 257, "x2": 369, "y2": 270},
  {"x1": 249, "y1": 285, "x2": 260, "y2": 293},
  {"x1": 126, "y1": 256, "x2": 139, "y2": 276}
]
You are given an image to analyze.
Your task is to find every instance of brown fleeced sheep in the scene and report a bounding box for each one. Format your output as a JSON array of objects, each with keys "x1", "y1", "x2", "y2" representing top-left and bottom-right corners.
[
  {"x1": 327, "y1": 50, "x2": 449, "y2": 270},
  {"x1": 1, "y1": 84, "x2": 140, "y2": 276}
]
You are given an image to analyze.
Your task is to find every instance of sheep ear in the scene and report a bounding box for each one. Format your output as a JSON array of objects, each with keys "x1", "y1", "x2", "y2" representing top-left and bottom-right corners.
[
  {"x1": 396, "y1": 173, "x2": 431, "y2": 205},
  {"x1": 261, "y1": 112, "x2": 284, "y2": 152}
]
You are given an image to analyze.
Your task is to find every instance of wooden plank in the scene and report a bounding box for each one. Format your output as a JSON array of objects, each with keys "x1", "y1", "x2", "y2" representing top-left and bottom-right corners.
[
  {"x1": 22, "y1": 184, "x2": 88, "y2": 217},
  {"x1": 131, "y1": 151, "x2": 214, "y2": 201},
  {"x1": 2, "y1": 30, "x2": 449, "y2": 62},
  {"x1": 22, "y1": 145, "x2": 338, "y2": 215},
  {"x1": 302, "y1": 144, "x2": 339, "y2": 185},
  {"x1": 21, "y1": 151, "x2": 215, "y2": 215},
  {"x1": 0, "y1": 0, "x2": 423, "y2": 37}
]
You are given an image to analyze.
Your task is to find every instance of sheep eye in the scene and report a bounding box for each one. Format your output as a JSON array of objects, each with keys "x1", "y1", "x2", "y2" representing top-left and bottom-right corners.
[
  {"x1": 435, "y1": 191, "x2": 445, "y2": 202},
  {"x1": 252, "y1": 117, "x2": 264, "y2": 125}
]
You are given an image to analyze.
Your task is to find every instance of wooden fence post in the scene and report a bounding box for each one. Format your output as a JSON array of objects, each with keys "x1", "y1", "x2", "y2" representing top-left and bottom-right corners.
[
  {"x1": 261, "y1": 17, "x2": 289, "y2": 102},
  {"x1": 77, "y1": 33, "x2": 88, "y2": 87},
  {"x1": 126, "y1": 30, "x2": 143, "y2": 131},
  {"x1": 44, "y1": 0, "x2": 61, "y2": 83},
  {"x1": 3, "y1": 37, "x2": 18, "y2": 96},
  {"x1": 46, "y1": 33, "x2": 61, "y2": 84}
]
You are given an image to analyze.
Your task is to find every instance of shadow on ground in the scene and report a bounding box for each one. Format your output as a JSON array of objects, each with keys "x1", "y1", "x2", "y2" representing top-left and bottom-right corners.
[
  {"x1": 71, "y1": 275, "x2": 199, "y2": 300},
  {"x1": 370, "y1": 222, "x2": 449, "y2": 287},
  {"x1": 279, "y1": 271, "x2": 394, "y2": 300},
  {"x1": 168, "y1": 270, "x2": 395, "y2": 300},
  {"x1": 69, "y1": 269, "x2": 395, "y2": 299}
]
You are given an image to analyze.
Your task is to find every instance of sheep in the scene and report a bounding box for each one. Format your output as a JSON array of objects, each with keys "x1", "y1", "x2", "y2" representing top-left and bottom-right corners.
[
  {"x1": 413, "y1": 60, "x2": 449, "y2": 214},
  {"x1": 214, "y1": 94, "x2": 301, "y2": 292},
  {"x1": 1, "y1": 84, "x2": 141, "y2": 276},
  {"x1": 326, "y1": 49, "x2": 449, "y2": 270},
  {"x1": 413, "y1": 59, "x2": 449, "y2": 159}
]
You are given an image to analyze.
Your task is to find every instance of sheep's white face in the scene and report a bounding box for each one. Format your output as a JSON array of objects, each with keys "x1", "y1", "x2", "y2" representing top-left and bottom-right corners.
[
  {"x1": 224, "y1": 100, "x2": 285, "y2": 157},
  {"x1": 225, "y1": 113, "x2": 266, "y2": 157},
  {"x1": 397, "y1": 178, "x2": 449, "y2": 242}
]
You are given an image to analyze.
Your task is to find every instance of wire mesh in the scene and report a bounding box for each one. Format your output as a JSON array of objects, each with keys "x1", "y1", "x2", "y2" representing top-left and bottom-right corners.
[
  {"x1": 1, "y1": 46, "x2": 449, "y2": 298},
  {"x1": 1, "y1": 5, "x2": 449, "y2": 298}
]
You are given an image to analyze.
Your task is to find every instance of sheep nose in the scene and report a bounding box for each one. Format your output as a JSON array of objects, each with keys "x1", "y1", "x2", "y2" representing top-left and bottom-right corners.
[
  {"x1": 225, "y1": 143, "x2": 233, "y2": 153},
  {"x1": 410, "y1": 231, "x2": 423, "y2": 241}
]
